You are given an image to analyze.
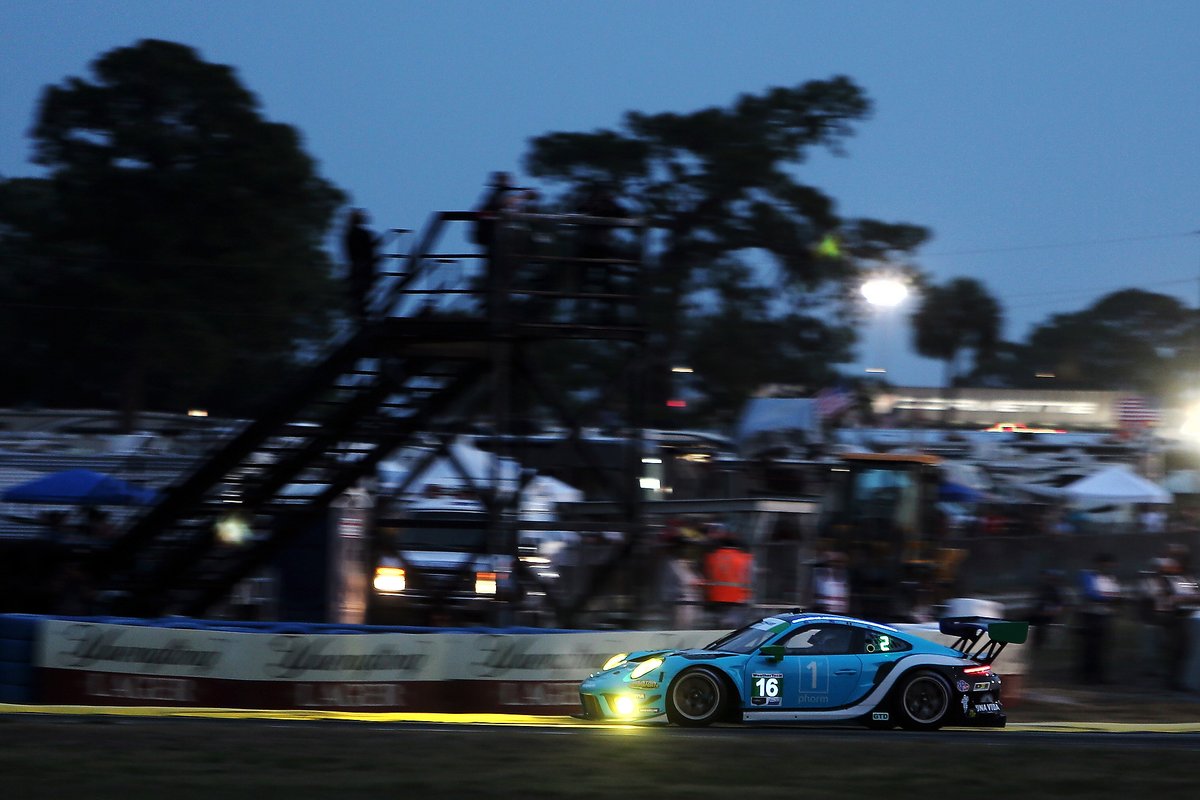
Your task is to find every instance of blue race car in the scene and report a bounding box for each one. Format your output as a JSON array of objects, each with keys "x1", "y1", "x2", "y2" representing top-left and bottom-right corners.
[{"x1": 579, "y1": 612, "x2": 1026, "y2": 730}]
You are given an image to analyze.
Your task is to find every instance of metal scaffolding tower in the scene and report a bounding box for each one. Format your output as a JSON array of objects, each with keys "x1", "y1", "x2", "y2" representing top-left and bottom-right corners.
[{"x1": 96, "y1": 209, "x2": 648, "y2": 625}]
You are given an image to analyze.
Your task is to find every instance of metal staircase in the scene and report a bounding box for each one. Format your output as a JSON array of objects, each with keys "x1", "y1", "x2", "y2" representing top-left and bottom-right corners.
[{"x1": 97, "y1": 208, "x2": 648, "y2": 621}]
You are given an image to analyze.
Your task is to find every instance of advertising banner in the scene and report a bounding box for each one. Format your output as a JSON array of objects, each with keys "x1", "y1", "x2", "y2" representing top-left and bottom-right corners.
[{"x1": 34, "y1": 621, "x2": 720, "y2": 714}]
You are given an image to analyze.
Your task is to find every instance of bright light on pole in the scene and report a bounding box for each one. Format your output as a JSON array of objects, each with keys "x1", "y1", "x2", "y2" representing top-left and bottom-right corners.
[
  {"x1": 861, "y1": 277, "x2": 909, "y2": 308},
  {"x1": 860, "y1": 276, "x2": 910, "y2": 376},
  {"x1": 1181, "y1": 401, "x2": 1200, "y2": 444}
]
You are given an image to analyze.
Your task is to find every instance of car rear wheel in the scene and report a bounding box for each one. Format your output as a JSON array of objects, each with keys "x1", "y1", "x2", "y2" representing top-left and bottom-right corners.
[
  {"x1": 896, "y1": 670, "x2": 952, "y2": 731},
  {"x1": 666, "y1": 668, "x2": 727, "y2": 727}
]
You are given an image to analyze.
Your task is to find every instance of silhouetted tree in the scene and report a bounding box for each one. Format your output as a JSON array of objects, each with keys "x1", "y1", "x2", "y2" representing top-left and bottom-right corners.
[
  {"x1": 966, "y1": 341, "x2": 1043, "y2": 388},
  {"x1": 523, "y1": 77, "x2": 929, "y2": 419},
  {"x1": 0, "y1": 39, "x2": 345, "y2": 428},
  {"x1": 1023, "y1": 289, "x2": 1193, "y2": 392},
  {"x1": 911, "y1": 277, "x2": 1002, "y2": 387}
]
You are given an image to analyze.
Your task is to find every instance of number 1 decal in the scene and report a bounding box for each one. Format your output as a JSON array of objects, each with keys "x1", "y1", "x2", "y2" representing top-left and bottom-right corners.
[{"x1": 799, "y1": 659, "x2": 830, "y2": 694}]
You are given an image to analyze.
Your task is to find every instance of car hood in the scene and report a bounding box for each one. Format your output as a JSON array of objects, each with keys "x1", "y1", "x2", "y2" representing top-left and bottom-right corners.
[{"x1": 625, "y1": 647, "x2": 738, "y2": 663}]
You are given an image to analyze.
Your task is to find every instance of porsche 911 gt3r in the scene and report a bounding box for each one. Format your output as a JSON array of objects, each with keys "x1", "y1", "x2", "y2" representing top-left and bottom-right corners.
[{"x1": 579, "y1": 612, "x2": 1026, "y2": 730}]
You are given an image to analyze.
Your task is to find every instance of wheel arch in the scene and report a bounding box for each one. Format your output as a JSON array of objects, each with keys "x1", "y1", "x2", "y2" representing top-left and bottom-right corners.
[
  {"x1": 891, "y1": 667, "x2": 956, "y2": 731},
  {"x1": 711, "y1": 662, "x2": 747, "y2": 709},
  {"x1": 670, "y1": 660, "x2": 747, "y2": 706},
  {"x1": 666, "y1": 663, "x2": 741, "y2": 725}
]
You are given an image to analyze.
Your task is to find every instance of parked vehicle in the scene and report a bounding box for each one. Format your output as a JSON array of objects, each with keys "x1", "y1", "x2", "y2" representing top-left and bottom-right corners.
[{"x1": 368, "y1": 510, "x2": 513, "y2": 626}]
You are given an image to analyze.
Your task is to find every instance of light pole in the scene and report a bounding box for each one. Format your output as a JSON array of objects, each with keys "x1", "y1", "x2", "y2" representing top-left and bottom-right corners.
[{"x1": 860, "y1": 276, "x2": 910, "y2": 376}]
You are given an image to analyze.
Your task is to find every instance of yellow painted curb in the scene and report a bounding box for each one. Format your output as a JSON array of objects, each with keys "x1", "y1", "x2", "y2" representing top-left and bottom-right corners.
[
  {"x1": 1007, "y1": 721, "x2": 1200, "y2": 733},
  {"x1": 3, "y1": 704, "x2": 1198, "y2": 732},
  {"x1": 0, "y1": 704, "x2": 619, "y2": 727}
]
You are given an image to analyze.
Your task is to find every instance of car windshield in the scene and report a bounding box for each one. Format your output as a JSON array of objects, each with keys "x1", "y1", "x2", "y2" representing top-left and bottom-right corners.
[
  {"x1": 704, "y1": 617, "x2": 791, "y2": 653},
  {"x1": 388, "y1": 524, "x2": 488, "y2": 551}
]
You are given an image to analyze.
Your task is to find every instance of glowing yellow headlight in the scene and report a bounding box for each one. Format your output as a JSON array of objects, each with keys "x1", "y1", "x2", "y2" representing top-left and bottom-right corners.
[
  {"x1": 612, "y1": 695, "x2": 638, "y2": 717},
  {"x1": 602, "y1": 653, "x2": 628, "y2": 671},
  {"x1": 629, "y1": 657, "x2": 663, "y2": 680}
]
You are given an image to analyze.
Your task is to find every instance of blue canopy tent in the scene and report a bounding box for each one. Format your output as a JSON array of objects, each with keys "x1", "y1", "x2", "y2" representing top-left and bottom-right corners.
[
  {"x1": 938, "y1": 480, "x2": 984, "y2": 503},
  {"x1": 1, "y1": 469, "x2": 160, "y2": 506}
]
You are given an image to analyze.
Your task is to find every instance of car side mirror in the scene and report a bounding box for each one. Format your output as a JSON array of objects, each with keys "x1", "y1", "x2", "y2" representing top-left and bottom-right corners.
[{"x1": 760, "y1": 644, "x2": 785, "y2": 662}]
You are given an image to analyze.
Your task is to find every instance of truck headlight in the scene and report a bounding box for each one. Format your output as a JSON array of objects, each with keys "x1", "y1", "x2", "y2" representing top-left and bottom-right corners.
[{"x1": 373, "y1": 566, "x2": 405, "y2": 593}]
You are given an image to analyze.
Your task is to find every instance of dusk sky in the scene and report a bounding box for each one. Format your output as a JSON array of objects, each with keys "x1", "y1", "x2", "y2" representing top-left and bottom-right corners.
[{"x1": 5, "y1": 1, "x2": 1200, "y2": 387}]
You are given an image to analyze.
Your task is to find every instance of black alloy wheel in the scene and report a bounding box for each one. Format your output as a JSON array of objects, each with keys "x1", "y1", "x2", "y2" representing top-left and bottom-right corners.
[
  {"x1": 896, "y1": 670, "x2": 952, "y2": 731},
  {"x1": 666, "y1": 668, "x2": 727, "y2": 727}
]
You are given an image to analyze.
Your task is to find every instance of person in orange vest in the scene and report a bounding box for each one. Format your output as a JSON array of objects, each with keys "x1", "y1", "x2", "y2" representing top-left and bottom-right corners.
[{"x1": 702, "y1": 524, "x2": 753, "y2": 628}]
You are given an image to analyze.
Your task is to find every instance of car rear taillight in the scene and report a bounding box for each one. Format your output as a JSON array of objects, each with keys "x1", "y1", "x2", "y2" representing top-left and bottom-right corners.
[{"x1": 963, "y1": 664, "x2": 993, "y2": 676}]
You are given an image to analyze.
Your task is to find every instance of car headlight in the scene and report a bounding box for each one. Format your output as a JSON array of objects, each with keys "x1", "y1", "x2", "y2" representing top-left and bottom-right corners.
[
  {"x1": 612, "y1": 695, "x2": 638, "y2": 717},
  {"x1": 629, "y1": 657, "x2": 663, "y2": 680},
  {"x1": 602, "y1": 653, "x2": 628, "y2": 671}
]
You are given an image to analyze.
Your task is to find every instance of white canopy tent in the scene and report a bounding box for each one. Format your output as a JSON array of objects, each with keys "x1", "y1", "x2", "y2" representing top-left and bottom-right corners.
[
  {"x1": 519, "y1": 474, "x2": 584, "y2": 520},
  {"x1": 378, "y1": 436, "x2": 583, "y2": 518},
  {"x1": 734, "y1": 397, "x2": 821, "y2": 452},
  {"x1": 1162, "y1": 469, "x2": 1200, "y2": 495},
  {"x1": 1062, "y1": 464, "x2": 1173, "y2": 506}
]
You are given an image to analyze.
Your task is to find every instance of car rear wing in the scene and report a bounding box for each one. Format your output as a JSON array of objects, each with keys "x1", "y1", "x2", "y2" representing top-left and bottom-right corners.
[{"x1": 938, "y1": 616, "x2": 1029, "y2": 665}]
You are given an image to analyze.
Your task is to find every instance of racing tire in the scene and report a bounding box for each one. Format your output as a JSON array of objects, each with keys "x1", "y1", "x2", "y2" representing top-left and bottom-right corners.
[
  {"x1": 895, "y1": 670, "x2": 952, "y2": 731},
  {"x1": 666, "y1": 668, "x2": 728, "y2": 727}
]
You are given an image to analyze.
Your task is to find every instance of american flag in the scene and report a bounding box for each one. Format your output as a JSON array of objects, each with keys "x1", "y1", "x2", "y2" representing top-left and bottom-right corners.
[
  {"x1": 815, "y1": 386, "x2": 854, "y2": 420},
  {"x1": 1116, "y1": 395, "x2": 1159, "y2": 427}
]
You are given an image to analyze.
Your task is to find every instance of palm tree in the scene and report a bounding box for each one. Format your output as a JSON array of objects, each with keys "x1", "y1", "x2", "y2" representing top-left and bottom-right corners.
[{"x1": 911, "y1": 277, "x2": 1002, "y2": 387}]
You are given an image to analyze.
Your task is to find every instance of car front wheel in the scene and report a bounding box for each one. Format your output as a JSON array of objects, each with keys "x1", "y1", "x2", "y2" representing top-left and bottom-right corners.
[
  {"x1": 895, "y1": 670, "x2": 952, "y2": 731},
  {"x1": 666, "y1": 668, "x2": 727, "y2": 727}
]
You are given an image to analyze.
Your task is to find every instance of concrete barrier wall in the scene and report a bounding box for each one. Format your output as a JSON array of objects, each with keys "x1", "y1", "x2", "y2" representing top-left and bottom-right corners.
[
  {"x1": 3, "y1": 615, "x2": 1027, "y2": 715},
  {"x1": 0, "y1": 614, "x2": 38, "y2": 703},
  {"x1": 1188, "y1": 613, "x2": 1200, "y2": 693}
]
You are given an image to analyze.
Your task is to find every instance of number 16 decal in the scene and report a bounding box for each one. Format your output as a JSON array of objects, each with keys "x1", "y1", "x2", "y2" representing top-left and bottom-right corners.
[{"x1": 751, "y1": 672, "x2": 783, "y2": 706}]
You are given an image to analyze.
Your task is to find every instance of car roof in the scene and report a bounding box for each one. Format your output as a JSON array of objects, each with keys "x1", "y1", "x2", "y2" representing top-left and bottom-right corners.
[{"x1": 771, "y1": 612, "x2": 903, "y2": 634}]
